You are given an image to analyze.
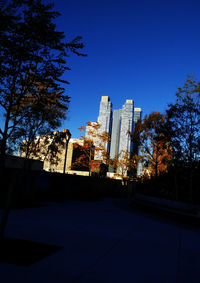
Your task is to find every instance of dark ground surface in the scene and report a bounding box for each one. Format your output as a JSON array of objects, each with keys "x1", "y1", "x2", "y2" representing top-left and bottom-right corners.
[{"x1": 0, "y1": 198, "x2": 200, "y2": 282}]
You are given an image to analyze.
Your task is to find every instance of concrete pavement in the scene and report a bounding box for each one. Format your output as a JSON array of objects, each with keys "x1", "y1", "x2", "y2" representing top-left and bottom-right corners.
[{"x1": 0, "y1": 198, "x2": 200, "y2": 282}]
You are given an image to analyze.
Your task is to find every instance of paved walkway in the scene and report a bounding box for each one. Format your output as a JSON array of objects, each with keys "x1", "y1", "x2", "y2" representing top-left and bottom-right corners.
[{"x1": 0, "y1": 198, "x2": 200, "y2": 282}]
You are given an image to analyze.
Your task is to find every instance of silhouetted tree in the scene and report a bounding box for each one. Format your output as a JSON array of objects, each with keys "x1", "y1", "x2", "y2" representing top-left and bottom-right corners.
[
  {"x1": 0, "y1": 0, "x2": 86, "y2": 166},
  {"x1": 0, "y1": 0, "x2": 5, "y2": 8},
  {"x1": 164, "y1": 76, "x2": 200, "y2": 201},
  {"x1": 0, "y1": 0, "x2": 86, "y2": 239},
  {"x1": 10, "y1": 84, "x2": 68, "y2": 162},
  {"x1": 166, "y1": 76, "x2": 200, "y2": 165}
]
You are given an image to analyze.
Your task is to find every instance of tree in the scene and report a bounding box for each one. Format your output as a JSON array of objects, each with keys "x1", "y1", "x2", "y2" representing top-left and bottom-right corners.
[
  {"x1": 138, "y1": 112, "x2": 172, "y2": 178},
  {"x1": 10, "y1": 83, "x2": 68, "y2": 161},
  {"x1": 0, "y1": 0, "x2": 5, "y2": 8},
  {"x1": 0, "y1": 0, "x2": 86, "y2": 239},
  {"x1": 109, "y1": 150, "x2": 138, "y2": 178},
  {"x1": 164, "y1": 76, "x2": 200, "y2": 201},
  {"x1": 71, "y1": 139, "x2": 94, "y2": 174},
  {"x1": 85, "y1": 121, "x2": 110, "y2": 163},
  {"x1": 71, "y1": 122, "x2": 110, "y2": 175},
  {"x1": 0, "y1": 0, "x2": 86, "y2": 166},
  {"x1": 165, "y1": 76, "x2": 200, "y2": 165}
]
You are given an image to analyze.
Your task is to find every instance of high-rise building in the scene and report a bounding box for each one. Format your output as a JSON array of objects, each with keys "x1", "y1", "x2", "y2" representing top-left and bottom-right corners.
[
  {"x1": 95, "y1": 96, "x2": 112, "y2": 159},
  {"x1": 97, "y1": 96, "x2": 112, "y2": 136},
  {"x1": 109, "y1": 109, "x2": 121, "y2": 160},
  {"x1": 118, "y1": 99, "x2": 134, "y2": 158},
  {"x1": 134, "y1": 108, "x2": 142, "y2": 124},
  {"x1": 87, "y1": 97, "x2": 142, "y2": 177}
]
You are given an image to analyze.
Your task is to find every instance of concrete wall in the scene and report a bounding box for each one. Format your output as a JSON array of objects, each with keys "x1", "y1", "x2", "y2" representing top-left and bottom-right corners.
[
  {"x1": 43, "y1": 142, "x2": 73, "y2": 173},
  {"x1": 5, "y1": 155, "x2": 43, "y2": 171},
  {"x1": 135, "y1": 193, "x2": 200, "y2": 215}
]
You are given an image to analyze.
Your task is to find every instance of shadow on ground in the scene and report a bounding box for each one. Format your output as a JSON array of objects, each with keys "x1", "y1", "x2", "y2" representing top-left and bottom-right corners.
[{"x1": 0, "y1": 238, "x2": 63, "y2": 266}]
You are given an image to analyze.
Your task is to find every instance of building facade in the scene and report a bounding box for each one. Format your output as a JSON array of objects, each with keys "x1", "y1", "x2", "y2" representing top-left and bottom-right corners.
[
  {"x1": 118, "y1": 99, "x2": 134, "y2": 158},
  {"x1": 109, "y1": 109, "x2": 121, "y2": 160},
  {"x1": 134, "y1": 107, "x2": 142, "y2": 124},
  {"x1": 95, "y1": 96, "x2": 112, "y2": 160},
  {"x1": 97, "y1": 96, "x2": 112, "y2": 136},
  {"x1": 85, "y1": 96, "x2": 142, "y2": 176}
]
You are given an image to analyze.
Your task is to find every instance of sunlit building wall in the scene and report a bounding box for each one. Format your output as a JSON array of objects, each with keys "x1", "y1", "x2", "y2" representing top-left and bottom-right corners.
[
  {"x1": 118, "y1": 99, "x2": 134, "y2": 157},
  {"x1": 134, "y1": 107, "x2": 142, "y2": 124},
  {"x1": 109, "y1": 109, "x2": 121, "y2": 160},
  {"x1": 95, "y1": 96, "x2": 112, "y2": 160}
]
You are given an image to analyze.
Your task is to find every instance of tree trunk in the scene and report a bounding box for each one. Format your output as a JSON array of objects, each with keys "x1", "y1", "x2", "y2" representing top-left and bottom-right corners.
[
  {"x1": 188, "y1": 169, "x2": 193, "y2": 203},
  {"x1": 0, "y1": 109, "x2": 12, "y2": 241},
  {"x1": 0, "y1": 171, "x2": 17, "y2": 241},
  {"x1": 174, "y1": 171, "x2": 178, "y2": 201}
]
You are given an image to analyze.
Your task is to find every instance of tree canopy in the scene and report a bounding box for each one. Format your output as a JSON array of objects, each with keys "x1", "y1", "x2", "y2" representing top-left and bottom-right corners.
[
  {"x1": 71, "y1": 122, "x2": 110, "y2": 175},
  {"x1": 0, "y1": 0, "x2": 86, "y2": 162},
  {"x1": 134, "y1": 112, "x2": 172, "y2": 177},
  {"x1": 165, "y1": 76, "x2": 200, "y2": 166}
]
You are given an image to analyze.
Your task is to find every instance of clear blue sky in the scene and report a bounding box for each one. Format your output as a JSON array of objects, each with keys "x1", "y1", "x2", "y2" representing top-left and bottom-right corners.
[{"x1": 49, "y1": 0, "x2": 200, "y2": 138}]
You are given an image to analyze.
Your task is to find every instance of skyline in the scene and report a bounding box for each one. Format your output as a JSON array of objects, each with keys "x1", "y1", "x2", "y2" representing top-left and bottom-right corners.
[{"x1": 40, "y1": 1, "x2": 200, "y2": 138}]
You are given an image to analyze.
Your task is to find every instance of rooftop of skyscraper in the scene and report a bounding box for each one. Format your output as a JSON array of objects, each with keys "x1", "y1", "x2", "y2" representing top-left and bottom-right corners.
[
  {"x1": 125, "y1": 99, "x2": 133, "y2": 104},
  {"x1": 101, "y1": 96, "x2": 110, "y2": 102}
]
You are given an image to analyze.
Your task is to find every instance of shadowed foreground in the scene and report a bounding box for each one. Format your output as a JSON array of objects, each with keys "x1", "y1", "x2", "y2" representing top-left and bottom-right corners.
[{"x1": 0, "y1": 198, "x2": 200, "y2": 283}]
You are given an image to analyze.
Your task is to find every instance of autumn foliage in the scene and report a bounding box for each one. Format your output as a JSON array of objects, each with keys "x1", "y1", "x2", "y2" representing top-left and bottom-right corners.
[
  {"x1": 134, "y1": 112, "x2": 172, "y2": 177},
  {"x1": 71, "y1": 140, "x2": 94, "y2": 171},
  {"x1": 71, "y1": 122, "x2": 110, "y2": 175}
]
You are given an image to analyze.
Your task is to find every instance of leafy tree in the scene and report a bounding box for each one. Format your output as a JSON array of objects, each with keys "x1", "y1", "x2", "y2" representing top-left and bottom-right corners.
[
  {"x1": 0, "y1": 0, "x2": 86, "y2": 239},
  {"x1": 138, "y1": 112, "x2": 172, "y2": 178},
  {"x1": 10, "y1": 83, "x2": 68, "y2": 161},
  {"x1": 71, "y1": 122, "x2": 110, "y2": 175},
  {"x1": 165, "y1": 76, "x2": 200, "y2": 165},
  {"x1": 71, "y1": 140, "x2": 94, "y2": 174},
  {"x1": 85, "y1": 121, "x2": 110, "y2": 163},
  {"x1": 0, "y1": 0, "x2": 86, "y2": 166},
  {"x1": 164, "y1": 76, "x2": 200, "y2": 201},
  {"x1": 109, "y1": 150, "x2": 138, "y2": 178},
  {"x1": 0, "y1": 0, "x2": 5, "y2": 8}
]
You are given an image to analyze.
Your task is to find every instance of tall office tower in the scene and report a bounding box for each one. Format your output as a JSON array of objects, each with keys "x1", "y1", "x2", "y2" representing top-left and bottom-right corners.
[
  {"x1": 134, "y1": 108, "x2": 142, "y2": 124},
  {"x1": 118, "y1": 99, "x2": 134, "y2": 158},
  {"x1": 109, "y1": 109, "x2": 121, "y2": 160},
  {"x1": 95, "y1": 96, "x2": 112, "y2": 160}
]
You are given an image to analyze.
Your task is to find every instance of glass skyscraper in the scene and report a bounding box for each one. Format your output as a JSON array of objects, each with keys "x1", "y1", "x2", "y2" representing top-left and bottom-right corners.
[
  {"x1": 134, "y1": 108, "x2": 142, "y2": 124},
  {"x1": 109, "y1": 109, "x2": 121, "y2": 160},
  {"x1": 95, "y1": 96, "x2": 112, "y2": 160},
  {"x1": 118, "y1": 99, "x2": 134, "y2": 158},
  {"x1": 88, "y1": 96, "x2": 141, "y2": 172}
]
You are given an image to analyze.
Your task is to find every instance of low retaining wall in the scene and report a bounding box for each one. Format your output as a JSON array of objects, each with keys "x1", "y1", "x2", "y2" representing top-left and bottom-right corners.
[
  {"x1": 1, "y1": 169, "x2": 129, "y2": 208},
  {"x1": 134, "y1": 193, "x2": 200, "y2": 217}
]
